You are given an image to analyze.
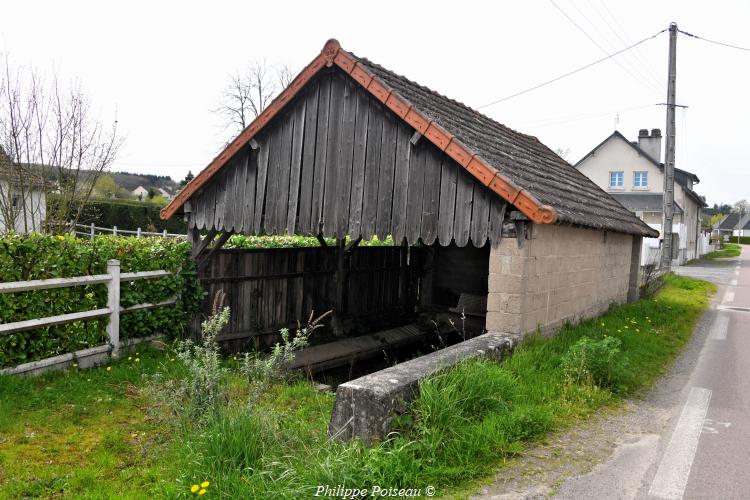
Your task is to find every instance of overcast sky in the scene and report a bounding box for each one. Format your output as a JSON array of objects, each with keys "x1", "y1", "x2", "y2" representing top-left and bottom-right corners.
[{"x1": 2, "y1": 0, "x2": 747, "y2": 206}]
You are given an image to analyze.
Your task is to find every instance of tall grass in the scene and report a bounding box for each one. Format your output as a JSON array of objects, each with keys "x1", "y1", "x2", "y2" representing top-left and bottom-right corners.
[
  {"x1": 162, "y1": 273, "x2": 713, "y2": 498},
  {"x1": 0, "y1": 274, "x2": 714, "y2": 498}
]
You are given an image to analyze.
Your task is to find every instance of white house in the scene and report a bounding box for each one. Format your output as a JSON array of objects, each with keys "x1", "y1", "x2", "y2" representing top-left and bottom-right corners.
[
  {"x1": 575, "y1": 128, "x2": 708, "y2": 265},
  {"x1": 131, "y1": 185, "x2": 149, "y2": 199},
  {"x1": 0, "y1": 148, "x2": 46, "y2": 234}
]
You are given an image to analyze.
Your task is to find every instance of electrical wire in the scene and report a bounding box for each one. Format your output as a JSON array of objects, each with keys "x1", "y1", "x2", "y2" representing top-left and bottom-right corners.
[
  {"x1": 477, "y1": 28, "x2": 667, "y2": 109},
  {"x1": 549, "y1": 0, "x2": 664, "y2": 95},
  {"x1": 564, "y1": 0, "x2": 664, "y2": 93},
  {"x1": 518, "y1": 103, "x2": 658, "y2": 128},
  {"x1": 588, "y1": 0, "x2": 665, "y2": 89},
  {"x1": 678, "y1": 29, "x2": 750, "y2": 52}
]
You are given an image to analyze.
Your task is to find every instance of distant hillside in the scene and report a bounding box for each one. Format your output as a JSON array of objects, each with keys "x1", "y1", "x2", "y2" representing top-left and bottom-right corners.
[{"x1": 108, "y1": 171, "x2": 179, "y2": 193}]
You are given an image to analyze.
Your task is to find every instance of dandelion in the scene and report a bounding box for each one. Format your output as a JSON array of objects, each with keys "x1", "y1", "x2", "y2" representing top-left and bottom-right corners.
[
  {"x1": 128, "y1": 357, "x2": 132, "y2": 361},
  {"x1": 191, "y1": 485, "x2": 200, "y2": 493},
  {"x1": 201, "y1": 481, "x2": 210, "y2": 488},
  {"x1": 624, "y1": 325, "x2": 629, "y2": 329},
  {"x1": 72, "y1": 363, "x2": 78, "y2": 368},
  {"x1": 135, "y1": 358, "x2": 140, "y2": 363},
  {"x1": 199, "y1": 490, "x2": 206, "y2": 496},
  {"x1": 106, "y1": 366, "x2": 112, "y2": 372},
  {"x1": 57, "y1": 235, "x2": 65, "y2": 241},
  {"x1": 600, "y1": 322, "x2": 605, "y2": 327},
  {"x1": 636, "y1": 328, "x2": 640, "y2": 332}
]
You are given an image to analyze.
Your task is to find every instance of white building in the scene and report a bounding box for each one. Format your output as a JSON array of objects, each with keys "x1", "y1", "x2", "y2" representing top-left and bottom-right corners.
[
  {"x1": 575, "y1": 128, "x2": 708, "y2": 265},
  {"x1": 0, "y1": 148, "x2": 46, "y2": 234},
  {"x1": 131, "y1": 185, "x2": 149, "y2": 199}
]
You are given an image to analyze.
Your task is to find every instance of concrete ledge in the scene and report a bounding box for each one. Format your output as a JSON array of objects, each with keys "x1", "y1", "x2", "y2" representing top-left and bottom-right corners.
[
  {"x1": 328, "y1": 331, "x2": 518, "y2": 444},
  {"x1": 0, "y1": 335, "x2": 163, "y2": 376}
]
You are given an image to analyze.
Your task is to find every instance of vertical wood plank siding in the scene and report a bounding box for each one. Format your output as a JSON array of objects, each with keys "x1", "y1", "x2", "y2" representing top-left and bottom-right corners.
[
  {"x1": 198, "y1": 246, "x2": 423, "y2": 348},
  {"x1": 188, "y1": 68, "x2": 506, "y2": 247}
]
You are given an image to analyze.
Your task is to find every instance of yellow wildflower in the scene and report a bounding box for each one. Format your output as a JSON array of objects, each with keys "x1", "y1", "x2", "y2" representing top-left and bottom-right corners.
[
  {"x1": 600, "y1": 322, "x2": 605, "y2": 326},
  {"x1": 201, "y1": 481, "x2": 210, "y2": 488},
  {"x1": 624, "y1": 325, "x2": 629, "y2": 329},
  {"x1": 72, "y1": 363, "x2": 78, "y2": 368},
  {"x1": 128, "y1": 357, "x2": 132, "y2": 361},
  {"x1": 199, "y1": 489, "x2": 206, "y2": 496},
  {"x1": 636, "y1": 328, "x2": 640, "y2": 332},
  {"x1": 106, "y1": 366, "x2": 112, "y2": 371},
  {"x1": 135, "y1": 358, "x2": 140, "y2": 363},
  {"x1": 617, "y1": 329, "x2": 621, "y2": 333},
  {"x1": 57, "y1": 235, "x2": 65, "y2": 240},
  {"x1": 191, "y1": 485, "x2": 199, "y2": 493}
]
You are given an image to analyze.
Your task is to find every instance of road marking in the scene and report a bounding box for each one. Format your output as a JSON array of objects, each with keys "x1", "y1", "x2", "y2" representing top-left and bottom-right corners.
[
  {"x1": 724, "y1": 291, "x2": 735, "y2": 303},
  {"x1": 709, "y1": 315, "x2": 729, "y2": 340},
  {"x1": 730, "y1": 279, "x2": 738, "y2": 286},
  {"x1": 649, "y1": 387, "x2": 712, "y2": 500}
]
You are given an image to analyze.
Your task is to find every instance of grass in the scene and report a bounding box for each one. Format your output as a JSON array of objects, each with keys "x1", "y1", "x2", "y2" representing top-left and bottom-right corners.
[
  {"x1": 0, "y1": 274, "x2": 714, "y2": 498},
  {"x1": 704, "y1": 242, "x2": 742, "y2": 259}
]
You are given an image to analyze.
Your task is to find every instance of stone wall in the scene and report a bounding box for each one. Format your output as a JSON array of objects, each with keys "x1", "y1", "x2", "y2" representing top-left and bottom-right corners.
[{"x1": 486, "y1": 224, "x2": 634, "y2": 336}]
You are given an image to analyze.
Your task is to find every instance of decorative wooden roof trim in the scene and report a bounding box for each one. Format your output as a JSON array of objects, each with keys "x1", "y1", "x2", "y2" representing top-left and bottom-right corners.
[{"x1": 162, "y1": 39, "x2": 558, "y2": 225}]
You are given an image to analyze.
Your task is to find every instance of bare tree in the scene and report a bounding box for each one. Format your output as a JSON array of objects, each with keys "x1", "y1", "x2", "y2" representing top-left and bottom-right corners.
[
  {"x1": 215, "y1": 60, "x2": 295, "y2": 139},
  {"x1": 0, "y1": 55, "x2": 122, "y2": 234}
]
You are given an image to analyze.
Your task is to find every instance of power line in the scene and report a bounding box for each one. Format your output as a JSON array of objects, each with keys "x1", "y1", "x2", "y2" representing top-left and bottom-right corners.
[
  {"x1": 477, "y1": 28, "x2": 667, "y2": 109},
  {"x1": 678, "y1": 29, "x2": 750, "y2": 52},
  {"x1": 519, "y1": 103, "x2": 659, "y2": 128},
  {"x1": 588, "y1": 0, "x2": 665, "y2": 89},
  {"x1": 548, "y1": 0, "x2": 663, "y2": 95},
  {"x1": 564, "y1": 0, "x2": 664, "y2": 93}
]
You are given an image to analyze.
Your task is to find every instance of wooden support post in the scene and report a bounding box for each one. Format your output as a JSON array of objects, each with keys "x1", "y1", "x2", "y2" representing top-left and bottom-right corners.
[
  {"x1": 90, "y1": 223, "x2": 95, "y2": 239},
  {"x1": 419, "y1": 245, "x2": 434, "y2": 308},
  {"x1": 316, "y1": 233, "x2": 328, "y2": 247},
  {"x1": 136, "y1": 227, "x2": 141, "y2": 238},
  {"x1": 113, "y1": 225, "x2": 118, "y2": 236},
  {"x1": 332, "y1": 238, "x2": 346, "y2": 337},
  {"x1": 106, "y1": 259, "x2": 121, "y2": 358},
  {"x1": 399, "y1": 238, "x2": 409, "y2": 311}
]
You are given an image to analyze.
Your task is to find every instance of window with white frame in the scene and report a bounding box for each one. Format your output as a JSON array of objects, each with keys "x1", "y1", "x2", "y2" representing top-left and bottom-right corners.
[
  {"x1": 633, "y1": 171, "x2": 648, "y2": 188},
  {"x1": 609, "y1": 171, "x2": 624, "y2": 189}
]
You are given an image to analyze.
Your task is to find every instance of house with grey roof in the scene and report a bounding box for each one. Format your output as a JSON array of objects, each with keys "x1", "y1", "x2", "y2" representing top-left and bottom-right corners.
[
  {"x1": 161, "y1": 38, "x2": 657, "y2": 341},
  {"x1": 575, "y1": 129, "x2": 708, "y2": 265},
  {"x1": 714, "y1": 213, "x2": 750, "y2": 239}
]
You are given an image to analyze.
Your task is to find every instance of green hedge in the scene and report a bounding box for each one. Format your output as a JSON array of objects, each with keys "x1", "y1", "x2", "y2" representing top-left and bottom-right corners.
[
  {"x1": 225, "y1": 234, "x2": 395, "y2": 249},
  {"x1": 0, "y1": 233, "x2": 201, "y2": 368},
  {"x1": 49, "y1": 195, "x2": 187, "y2": 233}
]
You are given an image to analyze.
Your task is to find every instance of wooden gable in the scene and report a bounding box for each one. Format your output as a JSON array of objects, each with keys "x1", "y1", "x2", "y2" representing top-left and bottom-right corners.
[{"x1": 187, "y1": 67, "x2": 508, "y2": 247}]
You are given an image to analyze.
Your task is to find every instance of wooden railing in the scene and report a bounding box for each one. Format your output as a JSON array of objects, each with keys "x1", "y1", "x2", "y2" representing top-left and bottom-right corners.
[{"x1": 0, "y1": 260, "x2": 176, "y2": 375}]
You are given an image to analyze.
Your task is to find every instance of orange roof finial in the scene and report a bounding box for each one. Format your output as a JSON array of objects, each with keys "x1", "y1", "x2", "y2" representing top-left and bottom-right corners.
[{"x1": 321, "y1": 38, "x2": 341, "y2": 66}]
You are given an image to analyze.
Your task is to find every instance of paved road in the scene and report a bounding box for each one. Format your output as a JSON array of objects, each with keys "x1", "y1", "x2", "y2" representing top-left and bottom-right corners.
[{"x1": 553, "y1": 249, "x2": 749, "y2": 500}]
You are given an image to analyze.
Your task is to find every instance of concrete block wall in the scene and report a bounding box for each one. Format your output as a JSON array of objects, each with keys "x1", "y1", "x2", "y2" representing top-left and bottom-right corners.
[{"x1": 487, "y1": 224, "x2": 634, "y2": 336}]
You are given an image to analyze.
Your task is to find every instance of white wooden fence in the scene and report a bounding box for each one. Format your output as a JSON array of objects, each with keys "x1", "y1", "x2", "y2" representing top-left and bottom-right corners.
[
  {"x1": 0, "y1": 259, "x2": 176, "y2": 375},
  {"x1": 69, "y1": 222, "x2": 186, "y2": 239}
]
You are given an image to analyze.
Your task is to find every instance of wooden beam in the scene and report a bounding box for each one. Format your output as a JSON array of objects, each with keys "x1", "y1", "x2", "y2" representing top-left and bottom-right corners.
[
  {"x1": 192, "y1": 228, "x2": 218, "y2": 259},
  {"x1": 344, "y1": 236, "x2": 362, "y2": 255},
  {"x1": 332, "y1": 238, "x2": 346, "y2": 337},
  {"x1": 197, "y1": 232, "x2": 233, "y2": 270},
  {"x1": 316, "y1": 233, "x2": 328, "y2": 247}
]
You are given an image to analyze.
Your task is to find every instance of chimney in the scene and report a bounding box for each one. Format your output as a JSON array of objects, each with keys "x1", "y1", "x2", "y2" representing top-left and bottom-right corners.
[{"x1": 637, "y1": 128, "x2": 662, "y2": 163}]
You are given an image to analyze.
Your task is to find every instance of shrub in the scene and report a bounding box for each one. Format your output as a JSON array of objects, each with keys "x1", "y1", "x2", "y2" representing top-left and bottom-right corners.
[
  {"x1": 0, "y1": 233, "x2": 201, "y2": 367},
  {"x1": 561, "y1": 335, "x2": 624, "y2": 389},
  {"x1": 243, "y1": 310, "x2": 331, "y2": 384},
  {"x1": 225, "y1": 234, "x2": 394, "y2": 249},
  {"x1": 49, "y1": 194, "x2": 187, "y2": 233},
  {"x1": 144, "y1": 294, "x2": 230, "y2": 423}
]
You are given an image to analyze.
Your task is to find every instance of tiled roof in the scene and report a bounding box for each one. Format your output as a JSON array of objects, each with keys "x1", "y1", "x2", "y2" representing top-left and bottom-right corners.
[
  {"x1": 610, "y1": 193, "x2": 683, "y2": 214},
  {"x1": 163, "y1": 40, "x2": 658, "y2": 237}
]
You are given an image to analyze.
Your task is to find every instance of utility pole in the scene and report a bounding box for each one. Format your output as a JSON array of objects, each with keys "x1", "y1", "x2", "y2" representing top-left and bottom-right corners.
[{"x1": 660, "y1": 22, "x2": 678, "y2": 270}]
